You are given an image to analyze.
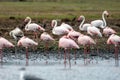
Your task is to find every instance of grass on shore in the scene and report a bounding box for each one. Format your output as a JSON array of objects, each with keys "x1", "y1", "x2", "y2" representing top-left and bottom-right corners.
[{"x1": 0, "y1": 1, "x2": 119, "y2": 19}]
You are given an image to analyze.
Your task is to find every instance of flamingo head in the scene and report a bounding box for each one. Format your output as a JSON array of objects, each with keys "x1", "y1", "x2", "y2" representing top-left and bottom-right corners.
[
  {"x1": 24, "y1": 16, "x2": 31, "y2": 23},
  {"x1": 38, "y1": 26, "x2": 45, "y2": 32},
  {"x1": 17, "y1": 42, "x2": 22, "y2": 47},
  {"x1": 104, "y1": 10, "x2": 109, "y2": 17},
  {"x1": 77, "y1": 15, "x2": 84, "y2": 22},
  {"x1": 51, "y1": 20, "x2": 57, "y2": 27}
]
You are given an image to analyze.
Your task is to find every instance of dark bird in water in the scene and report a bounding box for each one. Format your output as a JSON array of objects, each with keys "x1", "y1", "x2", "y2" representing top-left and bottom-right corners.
[{"x1": 19, "y1": 67, "x2": 44, "y2": 80}]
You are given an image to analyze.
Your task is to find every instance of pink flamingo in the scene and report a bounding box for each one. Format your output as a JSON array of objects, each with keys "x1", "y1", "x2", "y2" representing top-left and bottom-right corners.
[
  {"x1": 91, "y1": 10, "x2": 109, "y2": 28},
  {"x1": 67, "y1": 30, "x2": 81, "y2": 64},
  {"x1": 17, "y1": 36, "x2": 38, "y2": 66},
  {"x1": 77, "y1": 34, "x2": 96, "y2": 64},
  {"x1": 40, "y1": 32, "x2": 55, "y2": 63},
  {"x1": 51, "y1": 20, "x2": 70, "y2": 36},
  {"x1": 103, "y1": 27, "x2": 116, "y2": 37},
  {"x1": 24, "y1": 16, "x2": 45, "y2": 39},
  {"x1": 59, "y1": 35, "x2": 79, "y2": 68},
  {"x1": 67, "y1": 30, "x2": 81, "y2": 41},
  {"x1": 107, "y1": 34, "x2": 120, "y2": 66},
  {"x1": 0, "y1": 37, "x2": 14, "y2": 64}
]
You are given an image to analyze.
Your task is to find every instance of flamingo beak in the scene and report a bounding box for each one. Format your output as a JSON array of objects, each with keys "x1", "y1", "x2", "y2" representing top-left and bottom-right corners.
[
  {"x1": 38, "y1": 26, "x2": 45, "y2": 31},
  {"x1": 106, "y1": 13, "x2": 109, "y2": 17},
  {"x1": 51, "y1": 22, "x2": 54, "y2": 27},
  {"x1": 77, "y1": 17, "x2": 82, "y2": 22},
  {"x1": 10, "y1": 45, "x2": 15, "y2": 48},
  {"x1": 18, "y1": 42, "x2": 22, "y2": 46}
]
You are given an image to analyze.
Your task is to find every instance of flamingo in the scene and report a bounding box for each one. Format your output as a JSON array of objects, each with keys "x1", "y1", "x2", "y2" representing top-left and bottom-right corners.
[
  {"x1": 0, "y1": 37, "x2": 14, "y2": 65},
  {"x1": 9, "y1": 27, "x2": 24, "y2": 41},
  {"x1": 103, "y1": 27, "x2": 116, "y2": 37},
  {"x1": 40, "y1": 32, "x2": 55, "y2": 63},
  {"x1": 17, "y1": 36, "x2": 38, "y2": 66},
  {"x1": 91, "y1": 10, "x2": 109, "y2": 28},
  {"x1": 9, "y1": 27, "x2": 24, "y2": 54},
  {"x1": 78, "y1": 15, "x2": 91, "y2": 31},
  {"x1": 67, "y1": 30, "x2": 81, "y2": 64},
  {"x1": 24, "y1": 16, "x2": 45, "y2": 40},
  {"x1": 78, "y1": 15, "x2": 102, "y2": 37},
  {"x1": 77, "y1": 34, "x2": 96, "y2": 64},
  {"x1": 67, "y1": 30, "x2": 81, "y2": 41},
  {"x1": 59, "y1": 35, "x2": 79, "y2": 68},
  {"x1": 60, "y1": 22, "x2": 74, "y2": 31},
  {"x1": 51, "y1": 20, "x2": 70, "y2": 36},
  {"x1": 107, "y1": 34, "x2": 120, "y2": 66}
]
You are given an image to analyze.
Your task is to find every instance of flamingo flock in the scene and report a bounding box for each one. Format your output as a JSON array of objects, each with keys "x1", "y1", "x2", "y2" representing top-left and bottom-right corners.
[{"x1": 0, "y1": 10, "x2": 119, "y2": 68}]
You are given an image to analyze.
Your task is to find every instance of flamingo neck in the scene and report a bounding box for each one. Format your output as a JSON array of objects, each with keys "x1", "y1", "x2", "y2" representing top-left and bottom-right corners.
[
  {"x1": 79, "y1": 17, "x2": 85, "y2": 31},
  {"x1": 53, "y1": 20, "x2": 57, "y2": 28},
  {"x1": 102, "y1": 12, "x2": 107, "y2": 28},
  {"x1": 52, "y1": 20, "x2": 58, "y2": 34},
  {"x1": 25, "y1": 18, "x2": 31, "y2": 30}
]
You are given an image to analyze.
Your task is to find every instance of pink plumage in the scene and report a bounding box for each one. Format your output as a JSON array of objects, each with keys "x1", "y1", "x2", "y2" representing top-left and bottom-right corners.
[
  {"x1": 17, "y1": 36, "x2": 38, "y2": 66},
  {"x1": 59, "y1": 35, "x2": 79, "y2": 49},
  {"x1": 59, "y1": 35, "x2": 79, "y2": 68},
  {"x1": 24, "y1": 17, "x2": 45, "y2": 32},
  {"x1": 103, "y1": 27, "x2": 116, "y2": 36},
  {"x1": 0, "y1": 37, "x2": 14, "y2": 49},
  {"x1": 107, "y1": 34, "x2": 120, "y2": 46},
  {"x1": 107, "y1": 34, "x2": 120, "y2": 66},
  {"x1": 67, "y1": 30, "x2": 81, "y2": 40},
  {"x1": 78, "y1": 34, "x2": 96, "y2": 46},
  {"x1": 17, "y1": 36, "x2": 38, "y2": 48},
  {"x1": 40, "y1": 32, "x2": 54, "y2": 42},
  {"x1": 87, "y1": 26, "x2": 102, "y2": 37}
]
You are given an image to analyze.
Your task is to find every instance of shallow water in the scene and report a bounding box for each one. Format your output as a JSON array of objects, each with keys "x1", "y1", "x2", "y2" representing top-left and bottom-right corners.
[{"x1": 0, "y1": 54, "x2": 120, "y2": 80}]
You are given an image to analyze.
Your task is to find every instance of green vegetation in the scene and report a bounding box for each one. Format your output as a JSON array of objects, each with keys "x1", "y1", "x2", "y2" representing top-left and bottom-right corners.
[{"x1": 0, "y1": 1, "x2": 119, "y2": 19}]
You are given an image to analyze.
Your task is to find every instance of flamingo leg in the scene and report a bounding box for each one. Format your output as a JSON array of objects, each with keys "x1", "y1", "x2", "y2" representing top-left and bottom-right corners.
[
  {"x1": 26, "y1": 47, "x2": 29, "y2": 66},
  {"x1": 115, "y1": 46, "x2": 119, "y2": 67},
  {"x1": 15, "y1": 40, "x2": 17, "y2": 58},
  {"x1": 74, "y1": 49, "x2": 77, "y2": 65},
  {"x1": 64, "y1": 49, "x2": 67, "y2": 68},
  {"x1": 34, "y1": 32, "x2": 38, "y2": 41},
  {"x1": 58, "y1": 47, "x2": 61, "y2": 64},
  {"x1": 68, "y1": 49, "x2": 71, "y2": 68},
  {"x1": 87, "y1": 45, "x2": 91, "y2": 64},
  {"x1": 0, "y1": 49, "x2": 3, "y2": 65},
  {"x1": 45, "y1": 42, "x2": 48, "y2": 64},
  {"x1": 84, "y1": 46, "x2": 87, "y2": 65},
  {"x1": 95, "y1": 38, "x2": 99, "y2": 64}
]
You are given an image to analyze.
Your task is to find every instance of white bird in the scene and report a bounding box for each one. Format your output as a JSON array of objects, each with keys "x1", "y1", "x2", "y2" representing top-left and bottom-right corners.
[
  {"x1": 78, "y1": 15, "x2": 91, "y2": 31},
  {"x1": 9, "y1": 27, "x2": 24, "y2": 41},
  {"x1": 19, "y1": 67, "x2": 44, "y2": 80},
  {"x1": 91, "y1": 10, "x2": 109, "y2": 28},
  {"x1": 60, "y1": 22, "x2": 74, "y2": 31},
  {"x1": 51, "y1": 20, "x2": 70, "y2": 36},
  {"x1": 78, "y1": 15, "x2": 102, "y2": 37},
  {"x1": 24, "y1": 16, "x2": 45, "y2": 39}
]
